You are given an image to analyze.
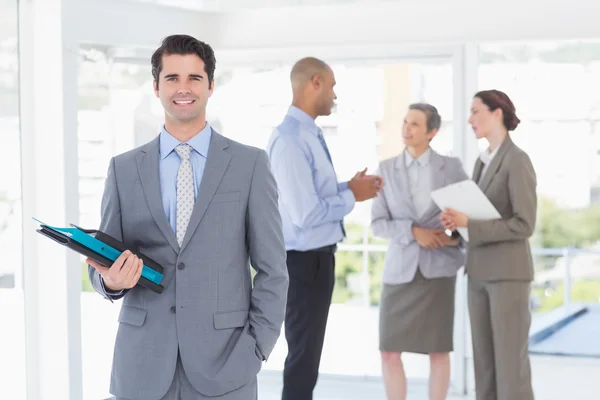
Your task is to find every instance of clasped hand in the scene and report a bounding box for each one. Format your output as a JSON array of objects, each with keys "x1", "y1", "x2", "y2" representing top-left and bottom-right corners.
[
  {"x1": 348, "y1": 167, "x2": 384, "y2": 201},
  {"x1": 412, "y1": 226, "x2": 459, "y2": 249}
]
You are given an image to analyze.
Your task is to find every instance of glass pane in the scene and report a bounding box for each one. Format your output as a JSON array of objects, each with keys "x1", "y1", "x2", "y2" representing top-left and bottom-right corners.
[
  {"x1": 369, "y1": 251, "x2": 386, "y2": 306},
  {"x1": 0, "y1": 1, "x2": 24, "y2": 399},
  {"x1": 192, "y1": 58, "x2": 455, "y2": 379},
  {"x1": 480, "y1": 41, "x2": 600, "y2": 314},
  {"x1": 78, "y1": 49, "x2": 152, "y2": 399},
  {"x1": 531, "y1": 254, "x2": 563, "y2": 312},
  {"x1": 332, "y1": 251, "x2": 365, "y2": 305}
]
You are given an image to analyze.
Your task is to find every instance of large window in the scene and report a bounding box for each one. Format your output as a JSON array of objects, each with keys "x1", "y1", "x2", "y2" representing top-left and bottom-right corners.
[
  {"x1": 71, "y1": 49, "x2": 463, "y2": 387},
  {"x1": 479, "y1": 41, "x2": 600, "y2": 313},
  {"x1": 77, "y1": 47, "x2": 154, "y2": 399},
  {"x1": 0, "y1": 1, "x2": 24, "y2": 399},
  {"x1": 208, "y1": 59, "x2": 457, "y2": 377}
]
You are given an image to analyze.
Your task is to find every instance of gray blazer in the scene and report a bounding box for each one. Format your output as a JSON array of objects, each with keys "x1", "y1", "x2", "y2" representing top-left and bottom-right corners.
[
  {"x1": 89, "y1": 130, "x2": 289, "y2": 399},
  {"x1": 371, "y1": 150, "x2": 469, "y2": 285},
  {"x1": 466, "y1": 136, "x2": 537, "y2": 281}
]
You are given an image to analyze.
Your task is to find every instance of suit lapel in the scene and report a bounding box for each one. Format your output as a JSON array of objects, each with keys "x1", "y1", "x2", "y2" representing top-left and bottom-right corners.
[
  {"x1": 473, "y1": 159, "x2": 484, "y2": 185},
  {"x1": 421, "y1": 150, "x2": 445, "y2": 218},
  {"x1": 180, "y1": 129, "x2": 231, "y2": 252},
  {"x1": 478, "y1": 136, "x2": 513, "y2": 192},
  {"x1": 394, "y1": 153, "x2": 417, "y2": 219},
  {"x1": 137, "y1": 137, "x2": 180, "y2": 253}
]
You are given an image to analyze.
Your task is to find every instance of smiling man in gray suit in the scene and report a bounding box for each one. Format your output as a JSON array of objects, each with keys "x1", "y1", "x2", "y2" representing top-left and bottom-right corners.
[{"x1": 87, "y1": 35, "x2": 289, "y2": 400}]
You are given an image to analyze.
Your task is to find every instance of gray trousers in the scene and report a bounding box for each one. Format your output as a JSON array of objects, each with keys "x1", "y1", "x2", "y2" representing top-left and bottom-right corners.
[
  {"x1": 115, "y1": 355, "x2": 258, "y2": 400},
  {"x1": 468, "y1": 278, "x2": 534, "y2": 400}
]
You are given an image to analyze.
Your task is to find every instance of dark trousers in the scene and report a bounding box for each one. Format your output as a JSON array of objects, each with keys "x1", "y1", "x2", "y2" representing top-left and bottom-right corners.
[{"x1": 281, "y1": 248, "x2": 336, "y2": 400}]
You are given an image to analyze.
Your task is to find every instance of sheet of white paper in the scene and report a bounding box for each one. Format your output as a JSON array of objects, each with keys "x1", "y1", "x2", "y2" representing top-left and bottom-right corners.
[{"x1": 430, "y1": 179, "x2": 501, "y2": 242}]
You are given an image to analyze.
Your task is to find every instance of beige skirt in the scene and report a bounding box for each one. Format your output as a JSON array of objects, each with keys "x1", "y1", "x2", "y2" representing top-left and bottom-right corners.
[{"x1": 379, "y1": 269, "x2": 456, "y2": 354}]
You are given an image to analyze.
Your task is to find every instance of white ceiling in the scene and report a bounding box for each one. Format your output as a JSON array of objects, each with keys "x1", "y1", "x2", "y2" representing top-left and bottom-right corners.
[{"x1": 133, "y1": 0, "x2": 371, "y2": 11}]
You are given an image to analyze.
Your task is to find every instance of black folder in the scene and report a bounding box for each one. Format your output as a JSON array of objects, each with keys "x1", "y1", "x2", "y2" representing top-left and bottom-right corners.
[{"x1": 34, "y1": 218, "x2": 164, "y2": 294}]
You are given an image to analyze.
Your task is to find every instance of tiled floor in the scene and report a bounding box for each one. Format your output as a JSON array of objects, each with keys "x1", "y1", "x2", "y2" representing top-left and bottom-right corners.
[
  {"x1": 3, "y1": 291, "x2": 600, "y2": 400},
  {"x1": 257, "y1": 372, "x2": 467, "y2": 400}
]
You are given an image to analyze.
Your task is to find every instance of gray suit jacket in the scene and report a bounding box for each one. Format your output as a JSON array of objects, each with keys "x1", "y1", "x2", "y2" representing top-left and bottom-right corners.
[
  {"x1": 89, "y1": 130, "x2": 289, "y2": 400},
  {"x1": 466, "y1": 136, "x2": 537, "y2": 281},
  {"x1": 371, "y1": 150, "x2": 469, "y2": 285}
]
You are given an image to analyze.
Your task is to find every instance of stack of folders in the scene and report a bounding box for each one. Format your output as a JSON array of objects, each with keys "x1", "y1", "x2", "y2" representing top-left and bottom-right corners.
[{"x1": 34, "y1": 218, "x2": 164, "y2": 294}]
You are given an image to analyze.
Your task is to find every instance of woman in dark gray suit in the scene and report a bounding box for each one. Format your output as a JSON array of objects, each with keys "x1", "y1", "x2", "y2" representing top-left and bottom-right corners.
[
  {"x1": 371, "y1": 103, "x2": 468, "y2": 400},
  {"x1": 441, "y1": 90, "x2": 536, "y2": 400}
]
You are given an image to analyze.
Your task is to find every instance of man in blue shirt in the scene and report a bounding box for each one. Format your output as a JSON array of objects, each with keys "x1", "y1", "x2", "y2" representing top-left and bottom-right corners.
[{"x1": 267, "y1": 57, "x2": 383, "y2": 400}]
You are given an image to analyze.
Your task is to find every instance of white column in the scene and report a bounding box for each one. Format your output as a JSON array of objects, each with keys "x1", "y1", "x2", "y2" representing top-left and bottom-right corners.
[
  {"x1": 454, "y1": 44, "x2": 481, "y2": 172},
  {"x1": 19, "y1": 0, "x2": 82, "y2": 399},
  {"x1": 450, "y1": 43, "x2": 479, "y2": 396}
]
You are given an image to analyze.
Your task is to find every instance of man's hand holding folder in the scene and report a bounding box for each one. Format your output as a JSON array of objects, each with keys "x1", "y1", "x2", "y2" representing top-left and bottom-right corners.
[
  {"x1": 87, "y1": 250, "x2": 143, "y2": 292},
  {"x1": 34, "y1": 218, "x2": 164, "y2": 293}
]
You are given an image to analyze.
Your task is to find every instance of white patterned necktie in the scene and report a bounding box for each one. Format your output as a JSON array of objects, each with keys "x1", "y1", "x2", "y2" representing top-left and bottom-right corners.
[{"x1": 175, "y1": 144, "x2": 195, "y2": 246}]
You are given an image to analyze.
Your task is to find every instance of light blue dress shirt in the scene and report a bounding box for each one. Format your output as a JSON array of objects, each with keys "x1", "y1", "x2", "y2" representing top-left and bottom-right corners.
[
  {"x1": 266, "y1": 106, "x2": 355, "y2": 251},
  {"x1": 405, "y1": 148, "x2": 432, "y2": 219},
  {"x1": 159, "y1": 123, "x2": 212, "y2": 234}
]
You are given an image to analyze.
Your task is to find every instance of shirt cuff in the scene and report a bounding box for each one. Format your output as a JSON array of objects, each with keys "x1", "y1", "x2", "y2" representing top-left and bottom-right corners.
[
  {"x1": 100, "y1": 277, "x2": 124, "y2": 298},
  {"x1": 340, "y1": 188, "x2": 356, "y2": 216},
  {"x1": 338, "y1": 181, "x2": 349, "y2": 192}
]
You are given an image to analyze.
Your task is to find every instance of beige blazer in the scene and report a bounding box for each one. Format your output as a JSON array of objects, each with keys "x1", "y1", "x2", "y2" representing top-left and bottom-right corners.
[
  {"x1": 371, "y1": 149, "x2": 468, "y2": 284},
  {"x1": 466, "y1": 136, "x2": 537, "y2": 281}
]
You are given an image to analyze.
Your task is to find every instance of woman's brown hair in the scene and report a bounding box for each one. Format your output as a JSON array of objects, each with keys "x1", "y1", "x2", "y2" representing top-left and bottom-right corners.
[{"x1": 474, "y1": 90, "x2": 521, "y2": 131}]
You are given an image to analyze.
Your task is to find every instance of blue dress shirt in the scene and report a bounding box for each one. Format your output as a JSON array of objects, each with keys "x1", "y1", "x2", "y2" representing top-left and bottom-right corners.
[
  {"x1": 267, "y1": 106, "x2": 355, "y2": 251},
  {"x1": 159, "y1": 123, "x2": 212, "y2": 234}
]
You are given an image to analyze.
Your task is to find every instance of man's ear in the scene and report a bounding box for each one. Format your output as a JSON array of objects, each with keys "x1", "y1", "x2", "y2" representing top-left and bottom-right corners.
[
  {"x1": 311, "y1": 74, "x2": 321, "y2": 90},
  {"x1": 153, "y1": 80, "x2": 159, "y2": 97}
]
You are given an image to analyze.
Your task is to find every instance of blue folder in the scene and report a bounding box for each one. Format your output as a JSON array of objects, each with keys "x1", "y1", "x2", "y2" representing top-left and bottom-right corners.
[{"x1": 34, "y1": 218, "x2": 164, "y2": 294}]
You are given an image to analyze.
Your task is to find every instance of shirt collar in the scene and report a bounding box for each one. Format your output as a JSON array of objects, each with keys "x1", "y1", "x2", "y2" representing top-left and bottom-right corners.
[
  {"x1": 286, "y1": 105, "x2": 321, "y2": 136},
  {"x1": 404, "y1": 148, "x2": 432, "y2": 168},
  {"x1": 159, "y1": 122, "x2": 212, "y2": 160},
  {"x1": 480, "y1": 145, "x2": 500, "y2": 165}
]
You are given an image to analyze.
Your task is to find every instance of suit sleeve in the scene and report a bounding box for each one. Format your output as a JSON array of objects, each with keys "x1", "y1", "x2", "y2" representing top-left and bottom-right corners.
[
  {"x1": 450, "y1": 157, "x2": 470, "y2": 250},
  {"x1": 370, "y1": 165, "x2": 414, "y2": 244},
  {"x1": 246, "y1": 150, "x2": 289, "y2": 360},
  {"x1": 467, "y1": 151, "x2": 537, "y2": 246},
  {"x1": 451, "y1": 157, "x2": 470, "y2": 182},
  {"x1": 88, "y1": 157, "x2": 128, "y2": 302}
]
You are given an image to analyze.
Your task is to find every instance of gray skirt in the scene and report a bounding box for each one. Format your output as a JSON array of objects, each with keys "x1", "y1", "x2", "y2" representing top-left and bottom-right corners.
[{"x1": 379, "y1": 269, "x2": 456, "y2": 354}]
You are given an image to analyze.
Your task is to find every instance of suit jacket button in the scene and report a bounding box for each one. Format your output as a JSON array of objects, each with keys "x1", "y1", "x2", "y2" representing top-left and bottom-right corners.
[
  {"x1": 178, "y1": 262, "x2": 185, "y2": 270},
  {"x1": 170, "y1": 306, "x2": 176, "y2": 313}
]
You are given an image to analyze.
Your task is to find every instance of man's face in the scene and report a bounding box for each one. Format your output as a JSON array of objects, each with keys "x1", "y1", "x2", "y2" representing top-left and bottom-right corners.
[
  {"x1": 314, "y1": 67, "x2": 337, "y2": 116},
  {"x1": 153, "y1": 53, "x2": 213, "y2": 124},
  {"x1": 402, "y1": 109, "x2": 436, "y2": 147}
]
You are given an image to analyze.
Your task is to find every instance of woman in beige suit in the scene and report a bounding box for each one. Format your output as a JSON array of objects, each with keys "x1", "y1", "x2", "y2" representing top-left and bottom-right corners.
[{"x1": 441, "y1": 90, "x2": 536, "y2": 400}]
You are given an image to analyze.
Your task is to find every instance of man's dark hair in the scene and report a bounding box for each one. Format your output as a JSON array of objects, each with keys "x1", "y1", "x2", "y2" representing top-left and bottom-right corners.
[
  {"x1": 151, "y1": 34, "x2": 216, "y2": 89},
  {"x1": 409, "y1": 103, "x2": 442, "y2": 132}
]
